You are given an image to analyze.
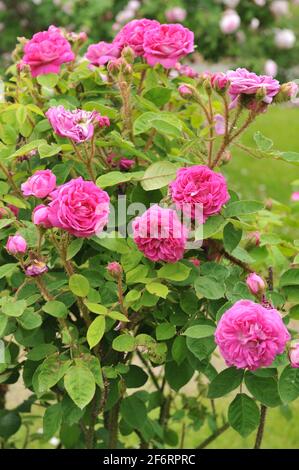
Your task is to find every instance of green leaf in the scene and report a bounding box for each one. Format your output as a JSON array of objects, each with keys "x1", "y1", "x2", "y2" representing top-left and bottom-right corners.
[
  {"x1": 69, "y1": 274, "x2": 90, "y2": 297},
  {"x1": 112, "y1": 334, "x2": 135, "y2": 352},
  {"x1": 134, "y1": 111, "x2": 182, "y2": 138},
  {"x1": 18, "y1": 309, "x2": 42, "y2": 330},
  {"x1": 0, "y1": 315, "x2": 8, "y2": 337},
  {"x1": 0, "y1": 410, "x2": 21, "y2": 439},
  {"x1": 84, "y1": 302, "x2": 107, "y2": 315},
  {"x1": 16, "y1": 105, "x2": 27, "y2": 126},
  {"x1": 0, "y1": 263, "x2": 17, "y2": 279},
  {"x1": 280, "y1": 269, "x2": 299, "y2": 288},
  {"x1": 140, "y1": 161, "x2": 177, "y2": 191},
  {"x1": 183, "y1": 324, "x2": 215, "y2": 339},
  {"x1": 43, "y1": 403, "x2": 62, "y2": 440},
  {"x1": 126, "y1": 265, "x2": 149, "y2": 284},
  {"x1": 278, "y1": 365, "x2": 299, "y2": 403},
  {"x1": 208, "y1": 367, "x2": 244, "y2": 398},
  {"x1": 107, "y1": 311, "x2": 129, "y2": 322},
  {"x1": 223, "y1": 222, "x2": 242, "y2": 253},
  {"x1": 171, "y1": 336, "x2": 188, "y2": 365},
  {"x1": 254, "y1": 131, "x2": 273, "y2": 151},
  {"x1": 143, "y1": 87, "x2": 172, "y2": 107},
  {"x1": 224, "y1": 200, "x2": 264, "y2": 218},
  {"x1": 42, "y1": 301, "x2": 68, "y2": 318},
  {"x1": 96, "y1": 171, "x2": 144, "y2": 189},
  {"x1": 165, "y1": 360, "x2": 194, "y2": 391},
  {"x1": 228, "y1": 393, "x2": 260, "y2": 437},
  {"x1": 86, "y1": 316, "x2": 106, "y2": 349},
  {"x1": 146, "y1": 282, "x2": 169, "y2": 299},
  {"x1": 194, "y1": 276, "x2": 225, "y2": 300},
  {"x1": 245, "y1": 372, "x2": 281, "y2": 407},
  {"x1": 35, "y1": 356, "x2": 71, "y2": 394},
  {"x1": 38, "y1": 143, "x2": 61, "y2": 159},
  {"x1": 27, "y1": 344, "x2": 57, "y2": 361},
  {"x1": 2, "y1": 194, "x2": 27, "y2": 209},
  {"x1": 2, "y1": 299, "x2": 27, "y2": 317},
  {"x1": 120, "y1": 395, "x2": 147, "y2": 430},
  {"x1": 199, "y1": 215, "x2": 226, "y2": 240},
  {"x1": 64, "y1": 365, "x2": 96, "y2": 409},
  {"x1": 156, "y1": 323, "x2": 176, "y2": 341},
  {"x1": 278, "y1": 151, "x2": 299, "y2": 163},
  {"x1": 95, "y1": 235, "x2": 129, "y2": 254},
  {"x1": 37, "y1": 73, "x2": 59, "y2": 88},
  {"x1": 66, "y1": 238, "x2": 84, "y2": 260},
  {"x1": 289, "y1": 305, "x2": 299, "y2": 320},
  {"x1": 125, "y1": 289, "x2": 142, "y2": 304},
  {"x1": 125, "y1": 365, "x2": 148, "y2": 388},
  {"x1": 158, "y1": 263, "x2": 191, "y2": 282}
]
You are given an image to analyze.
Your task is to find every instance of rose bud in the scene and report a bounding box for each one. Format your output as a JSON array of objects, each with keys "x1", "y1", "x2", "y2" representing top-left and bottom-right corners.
[
  {"x1": 6, "y1": 234, "x2": 27, "y2": 255},
  {"x1": 178, "y1": 84, "x2": 193, "y2": 98},
  {"x1": 211, "y1": 72, "x2": 229, "y2": 93},
  {"x1": 107, "y1": 261, "x2": 123, "y2": 278},
  {"x1": 25, "y1": 260, "x2": 48, "y2": 277},
  {"x1": 32, "y1": 205, "x2": 53, "y2": 228},
  {"x1": 289, "y1": 342, "x2": 299, "y2": 368},
  {"x1": 21, "y1": 169, "x2": 56, "y2": 199},
  {"x1": 246, "y1": 272, "x2": 266, "y2": 296}
]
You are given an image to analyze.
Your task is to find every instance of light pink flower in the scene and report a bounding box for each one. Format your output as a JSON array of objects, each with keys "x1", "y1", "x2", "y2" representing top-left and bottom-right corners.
[
  {"x1": 176, "y1": 63, "x2": 198, "y2": 78},
  {"x1": 289, "y1": 342, "x2": 299, "y2": 368},
  {"x1": 47, "y1": 177, "x2": 110, "y2": 238},
  {"x1": 25, "y1": 260, "x2": 48, "y2": 277},
  {"x1": 214, "y1": 114, "x2": 225, "y2": 135},
  {"x1": 107, "y1": 261, "x2": 123, "y2": 277},
  {"x1": 270, "y1": 1, "x2": 289, "y2": 17},
  {"x1": 227, "y1": 68, "x2": 280, "y2": 106},
  {"x1": 246, "y1": 273, "x2": 266, "y2": 296},
  {"x1": 6, "y1": 234, "x2": 27, "y2": 255},
  {"x1": 264, "y1": 59, "x2": 278, "y2": 78},
  {"x1": 132, "y1": 205, "x2": 188, "y2": 263},
  {"x1": 143, "y1": 23, "x2": 194, "y2": 69},
  {"x1": 23, "y1": 25, "x2": 75, "y2": 77},
  {"x1": 219, "y1": 9, "x2": 241, "y2": 35},
  {"x1": 215, "y1": 299, "x2": 291, "y2": 370},
  {"x1": 46, "y1": 106, "x2": 109, "y2": 143},
  {"x1": 170, "y1": 166, "x2": 230, "y2": 223},
  {"x1": 274, "y1": 29, "x2": 296, "y2": 50},
  {"x1": 32, "y1": 204, "x2": 53, "y2": 228},
  {"x1": 165, "y1": 7, "x2": 187, "y2": 22},
  {"x1": 114, "y1": 18, "x2": 159, "y2": 56},
  {"x1": 291, "y1": 191, "x2": 299, "y2": 201},
  {"x1": 85, "y1": 41, "x2": 121, "y2": 66},
  {"x1": 281, "y1": 82, "x2": 299, "y2": 99},
  {"x1": 21, "y1": 170, "x2": 56, "y2": 199}
]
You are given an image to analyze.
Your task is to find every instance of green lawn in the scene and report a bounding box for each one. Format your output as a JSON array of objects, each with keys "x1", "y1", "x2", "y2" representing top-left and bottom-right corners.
[{"x1": 224, "y1": 106, "x2": 299, "y2": 203}]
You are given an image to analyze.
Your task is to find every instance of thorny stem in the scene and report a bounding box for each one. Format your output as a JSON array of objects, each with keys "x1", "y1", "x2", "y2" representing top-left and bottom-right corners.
[
  {"x1": 119, "y1": 79, "x2": 134, "y2": 142},
  {"x1": 207, "y1": 95, "x2": 214, "y2": 167},
  {"x1": 70, "y1": 140, "x2": 95, "y2": 181},
  {"x1": 137, "y1": 69, "x2": 147, "y2": 95},
  {"x1": 108, "y1": 400, "x2": 120, "y2": 449},
  {"x1": 254, "y1": 405, "x2": 267, "y2": 449},
  {"x1": 0, "y1": 162, "x2": 22, "y2": 197}
]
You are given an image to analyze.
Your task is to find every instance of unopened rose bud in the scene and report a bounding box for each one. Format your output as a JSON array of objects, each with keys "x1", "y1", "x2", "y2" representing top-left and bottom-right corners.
[
  {"x1": 280, "y1": 82, "x2": 299, "y2": 101},
  {"x1": 178, "y1": 84, "x2": 193, "y2": 98},
  {"x1": 246, "y1": 273, "x2": 266, "y2": 296},
  {"x1": 25, "y1": 260, "x2": 48, "y2": 277},
  {"x1": 6, "y1": 234, "x2": 27, "y2": 255},
  {"x1": 289, "y1": 342, "x2": 299, "y2": 368},
  {"x1": 247, "y1": 231, "x2": 261, "y2": 247},
  {"x1": 265, "y1": 198, "x2": 273, "y2": 210},
  {"x1": 190, "y1": 258, "x2": 200, "y2": 267},
  {"x1": 107, "y1": 261, "x2": 123, "y2": 278},
  {"x1": 291, "y1": 192, "x2": 299, "y2": 202},
  {"x1": 211, "y1": 72, "x2": 229, "y2": 93},
  {"x1": 121, "y1": 46, "x2": 135, "y2": 63},
  {"x1": 33, "y1": 205, "x2": 53, "y2": 228},
  {"x1": 222, "y1": 150, "x2": 232, "y2": 164}
]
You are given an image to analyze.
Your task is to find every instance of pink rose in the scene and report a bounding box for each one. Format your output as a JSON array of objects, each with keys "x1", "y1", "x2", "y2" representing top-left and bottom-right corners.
[
  {"x1": 264, "y1": 59, "x2": 278, "y2": 77},
  {"x1": 7, "y1": 204, "x2": 19, "y2": 218},
  {"x1": 47, "y1": 177, "x2": 110, "y2": 238},
  {"x1": 46, "y1": 106, "x2": 109, "y2": 143},
  {"x1": 227, "y1": 68, "x2": 280, "y2": 106},
  {"x1": 211, "y1": 72, "x2": 229, "y2": 91},
  {"x1": 178, "y1": 84, "x2": 193, "y2": 97},
  {"x1": 132, "y1": 205, "x2": 188, "y2": 263},
  {"x1": 289, "y1": 342, "x2": 299, "y2": 368},
  {"x1": 32, "y1": 204, "x2": 53, "y2": 228},
  {"x1": 219, "y1": 9, "x2": 240, "y2": 35},
  {"x1": 85, "y1": 41, "x2": 121, "y2": 66},
  {"x1": 107, "y1": 261, "x2": 123, "y2": 278},
  {"x1": 143, "y1": 23, "x2": 194, "y2": 69},
  {"x1": 6, "y1": 234, "x2": 27, "y2": 255},
  {"x1": 176, "y1": 64, "x2": 198, "y2": 78},
  {"x1": 246, "y1": 273, "x2": 266, "y2": 296},
  {"x1": 215, "y1": 299, "x2": 291, "y2": 370},
  {"x1": 114, "y1": 19, "x2": 159, "y2": 56},
  {"x1": 25, "y1": 260, "x2": 48, "y2": 277},
  {"x1": 291, "y1": 191, "x2": 299, "y2": 201},
  {"x1": 107, "y1": 153, "x2": 135, "y2": 171},
  {"x1": 23, "y1": 25, "x2": 75, "y2": 77},
  {"x1": 214, "y1": 114, "x2": 225, "y2": 135},
  {"x1": 165, "y1": 7, "x2": 187, "y2": 22},
  {"x1": 170, "y1": 166, "x2": 230, "y2": 223},
  {"x1": 21, "y1": 170, "x2": 56, "y2": 199}
]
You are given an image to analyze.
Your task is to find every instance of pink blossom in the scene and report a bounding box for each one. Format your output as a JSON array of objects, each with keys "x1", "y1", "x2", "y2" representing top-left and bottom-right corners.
[
  {"x1": 46, "y1": 106, "x2": 109, "y2": 143},
  {"x1": 32, "y1": 205, "x2": 53, "y2": 228},
  {"x1": 132, "y1": 205, "x2": 188, "y2": 263},
  {"x1": 107, "y1": 261, "x2": 123, "y2": 277},
  {"x1": 291, "y1": 191, "x2": 299, "y2": 201},
  {"x1": 190, "y1": 258, "x2": 200, "y2": 267},
  {"x1": 214, "y1": 114, "x2": 226, "y2": 135},
  {"x1": 227, "y1": 68, "x2": 280, "y2": 107},
  {"x1": 264, "y1": 59, "x2": 278, "y2": 77},
  {"x1": 85, "y1": 41, "x2": 121, "y2": 66},
  {"x1": 211, "y1": 72, "x2": 229, "y2": 91},
  {"x1": 107, "y1": 153, "x2": 135, "y2": 171},
  {"x1": 248, "y1": 231, "x2": 261, "y2": 246},
  {"x1": 6, "y1": 234, "x2": 27, "y2": 255},
  {"x1": 47, "y1": 177, "x2": 110, "y2": 238},
  {"x1": 23, "y1": 25, "x2": 75, "y2": 77},
  {"x1": 178, "y1": 84, "x2": 193, "y2": 97},
  {"x1": 275, "y1": 29, "x2": 296, "y2": 50},
  {"x1": 143, "y1": 23, "x2": 194, "y2": 69},
  {"x1": 25, "y1": 260, "x2": 48, "y2": 277},
  {"x1": 176, "y1": 63, "x2": 198, "y2": 78},
  {"x1": 289, "y1": 342, "x2": 299, "y2": 368},
  {"x1": 270, "y1": 1, "x2": 289, "y2": 17},
  {"x1": 215, "y1": 299, "x2": 291, "y2": 370},
  {"x1": 219, "y1": 9, "x2": 241, "y2": 35},
  {"x1": 281, "y1": 82, "x2": 299, "y2": 99},
  {"x1": 7, "y1": 204, "x2": 19, "y2": 218},
  {"x1": 246, "y1": 273, "x2": 266, "y2": 296},
  {"x1": 21, "y1": 170, "x2": 56, "y2": 199},
  {"x1": 170, "y1": 166, "x2": 230, "y2": 223},
  {"x1": 114, "y1": 19, "x2": 159, "y2": 56},
  {"x1": 165, "y1": 7, "x2": 187, "y2": 22}
]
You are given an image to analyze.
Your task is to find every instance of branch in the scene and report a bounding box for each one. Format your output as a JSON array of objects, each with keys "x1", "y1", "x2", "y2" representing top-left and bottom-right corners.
[
  {"x1": 254, "y1": 404, "x2": 267, "y2": 449},
  {"x1": 196, "y1": 422, "x2": 229, "y2": 449}
]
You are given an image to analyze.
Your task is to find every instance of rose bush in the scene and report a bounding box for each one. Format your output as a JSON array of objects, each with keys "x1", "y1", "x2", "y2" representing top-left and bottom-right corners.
[{"x1": 0, "y1": 19, "x2": 299, "y2": 450}]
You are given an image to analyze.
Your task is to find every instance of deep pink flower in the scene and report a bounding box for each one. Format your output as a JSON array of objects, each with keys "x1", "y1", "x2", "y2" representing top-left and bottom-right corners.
[
  {"x1": 107, "y1": 153, "x2": 135, "y2": 171},
  {"x1": 211, "y1": 72, "x2": 229, "y2": 91},
  {"x1": 47, "y1": 177, "x2": 110, "y2": 238},
  {"x1": 170, "y1": 166, "x2": 230, "y2": 223},
  {"x1": 289, "y1": 342, "x2": 299, "y2": 368},
  {"x1": 114, "y1": 18, "x2": 159, "y2": 56},
  {"x1": 25, "y1": 260, "x2": 48, "y2": 277},
  {"x1": 215, "y1": 299, "x2": 290, "y2": 370},
  {"x1": 291, "y1": 191, "x2": 299, "y2": 201},
  {"x1": 7, "y1": 204, "x2": 19, "y2": 218},
  {"x1": 46, "y1": 106, "x2": 109, "y2": 143},
  {"x1": 132, "y1": 205, "x2": 188, "y2": 263},
  {"x1": 6, "y1": 234, "x2": 27, "y2": 255},
  {"x1": 23, "y1": 25, "x2": 75, "y2": 77},
  {"x1": 21, "y1": 170, "x2": 56, "y2": 199},
  {"x1": 32, "y1": 205, "x2": 53, "y2": 228},
  {"x1": 85, "y1": 41, "x2": 121, "y2": 66},
  {"x1": 143, "y1": 23, "x2": 194, "y2": 69},
  {"x1": 227, "y1": 68, "x2": 280, "y2": 107},
  {"x1": 107, "y1": 261, "x2": 123, "y2": 278},
  {"x1": 246, "y1": 273, "x2": 266, "y2": 296}
]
